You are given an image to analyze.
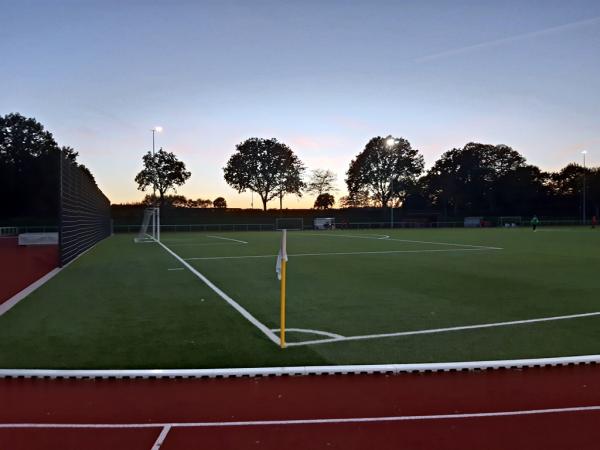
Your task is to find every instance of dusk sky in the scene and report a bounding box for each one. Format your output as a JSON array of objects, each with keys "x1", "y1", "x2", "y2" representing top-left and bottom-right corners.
[{"x1": 3, "y1": 0, "x2": 600, "y2": 208}]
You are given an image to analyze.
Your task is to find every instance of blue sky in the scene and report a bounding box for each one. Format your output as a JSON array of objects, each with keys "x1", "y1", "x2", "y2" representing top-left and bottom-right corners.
[{"x1": 2, "y1": 0, "x2": 600, "y2": 207}]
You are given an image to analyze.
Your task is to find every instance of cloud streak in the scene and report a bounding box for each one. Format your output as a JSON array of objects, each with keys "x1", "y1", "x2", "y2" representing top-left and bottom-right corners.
[{"x1": 416, "y1": 16, "x2": 600, "y2": 63}]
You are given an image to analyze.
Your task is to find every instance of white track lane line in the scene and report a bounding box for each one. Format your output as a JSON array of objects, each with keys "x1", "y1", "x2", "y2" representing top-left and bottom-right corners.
[
  {"x1": 285, "y1": 311, "x2": 600, "y2": 347},
  {"x1": 157, "y1": 240, "x2": 280, "y2": 346},
  {"x1": 184, "y1": 247, "x2": 499, "y2": 261},
  {"x1": 150, "y1": 425, "x2": 171, "y2": 450},
  {"x1": 207, "y1": 235, "x2": 248, "y2": 244},
  {"x1": 3, "y1": 405, "x2": 600, "y2": 429}
]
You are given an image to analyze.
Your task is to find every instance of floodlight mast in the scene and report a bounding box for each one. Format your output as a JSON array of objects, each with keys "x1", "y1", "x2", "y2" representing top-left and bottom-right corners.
[
  {"x1": 151, "y1": 126, "x2": 163, "y2": 203},
  {"x1": 386, "y1": 136, "x2": 398, "y2": 228},
  {"x1": 582, "y1": 150, "x2": 587, "y2": 224}
]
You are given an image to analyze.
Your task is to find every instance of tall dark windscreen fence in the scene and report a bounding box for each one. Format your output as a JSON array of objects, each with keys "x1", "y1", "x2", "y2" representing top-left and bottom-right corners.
[{"x1": 59, "y1": 155, "x2": 111, "y2": 266}]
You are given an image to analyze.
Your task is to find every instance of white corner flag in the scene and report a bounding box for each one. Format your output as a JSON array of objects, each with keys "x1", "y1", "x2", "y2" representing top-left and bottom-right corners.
[{"x1": 276, "y1": 229, "x2": 288, "y2": 280}]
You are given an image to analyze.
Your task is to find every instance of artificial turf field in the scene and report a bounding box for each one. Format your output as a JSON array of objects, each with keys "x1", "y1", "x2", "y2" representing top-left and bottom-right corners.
[{"x1": 1, "y1": 227, "x2": 599, "y2": 369}]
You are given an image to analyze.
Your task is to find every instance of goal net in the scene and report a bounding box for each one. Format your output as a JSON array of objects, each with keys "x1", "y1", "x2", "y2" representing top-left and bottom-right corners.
[
  {"x1": 499, "y1": 216, "x2": 522, "y2": 227},
  {"x1": 314, "y1": 217, "x2": 335, "y2": 230},
  {"x1": 134, "y1": 207, "x2": 160, "y2": 242},
  {"x1": 275, "y1": 218, "x2": 303, "y2": 231}
]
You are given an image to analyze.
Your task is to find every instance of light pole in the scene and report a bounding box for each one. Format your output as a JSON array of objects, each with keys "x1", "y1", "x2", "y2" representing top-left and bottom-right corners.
[
  {"x1": 582, "y1": 150, "x2": 587, "y2": 224},
  {"x1": 152, "y1": 126, "x2": 163, "y2": 155},
  {"x1": 386, "y1": 137, "x2": 397, "y2": 228},
  {"x1": 151, "y1": 126, "x2": 163, "y2": 201}
]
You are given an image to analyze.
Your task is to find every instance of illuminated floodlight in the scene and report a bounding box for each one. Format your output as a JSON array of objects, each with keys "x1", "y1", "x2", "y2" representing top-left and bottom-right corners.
[
  {"x1": 386, "y1": 137, "x2": 396, "y2": 147},
  {"x1": 154, "y1": 126, "x2": 163, "y2": 133}
]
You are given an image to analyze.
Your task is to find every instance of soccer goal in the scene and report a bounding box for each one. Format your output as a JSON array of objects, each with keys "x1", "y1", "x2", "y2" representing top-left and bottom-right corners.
[
  {"x1": 314, "y1": 217, "x2": 335, "y2": 230},
  {"x1": 499, "y1": 216, "x2": 523, "y2": 227},
  {"x1": 275, "y1": 218, "x2": 304, "y2": 231},
  {"x1": 134, "y1": 207, "x2": 160, "y2": 243}
]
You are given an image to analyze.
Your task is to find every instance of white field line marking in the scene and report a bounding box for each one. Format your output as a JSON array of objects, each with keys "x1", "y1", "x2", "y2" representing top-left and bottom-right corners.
[
  {"x1": 150, "y1": 425, "x2": 171, "y2": 450},
  {"x1": 167, "y1": 268, "x2": 184, "y2": 271},
  {"x1": 269, "y1": 328, "x2": 345, "y2": 339},
  {"x1": 184, "y1": 247, "x2": 499, "y2": 261},
  {"x1": 156, "y1": 240, "x2": 280, "y2": 346},
  {"x1": 307, "y1": 233, "x2": 390, "y2": 240},
  {"x1": 306, "y1": 233, "x2": 501, "y2": 250},
  {"x1": 207, "y1": 235, "x2": 248, "y2": 244},
  {"x1": 165, "y1": 242, "x2": 239, "y2": 247},
  {"x1": 0, "y1": 268, "x2": 61, "y2": 317},
  {"x1": 0, "y1": 236, "x2": 109, "y2": 317},
  {"x1": 2, "y1": 405, "x2": 600, "y2": 429},
  {"x1": 286, "y1": 311, "x2": 600, "y2": 347}
]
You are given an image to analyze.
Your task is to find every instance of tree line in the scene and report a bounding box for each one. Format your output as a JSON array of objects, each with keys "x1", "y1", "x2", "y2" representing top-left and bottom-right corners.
[
  {"x1": 217, "y1": 136, "x2": 598, "y2": 218},
  {"x1": 0, "y1": 113, "x2": 95, "y2": 221},
  {"x1": 3, "y1": 113, "x2": 597, "y2": 220}
]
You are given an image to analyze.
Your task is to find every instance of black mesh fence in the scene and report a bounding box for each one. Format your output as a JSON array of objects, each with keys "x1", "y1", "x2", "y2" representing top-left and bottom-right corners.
[{"x1": 59, "y1": 154, "x2": 111, "y2": 266}]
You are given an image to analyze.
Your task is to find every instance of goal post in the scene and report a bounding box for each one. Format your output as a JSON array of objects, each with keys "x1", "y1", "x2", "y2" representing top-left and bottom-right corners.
[
  {"x1": 134, "y1": 207, "x2": 160, "y2": 242},
  {"x1": 499, "y1": 216, "x2": 523, "y2": 227},
  {"x1": 275, "y1": 218, "x2": 303, "y2": 231}
]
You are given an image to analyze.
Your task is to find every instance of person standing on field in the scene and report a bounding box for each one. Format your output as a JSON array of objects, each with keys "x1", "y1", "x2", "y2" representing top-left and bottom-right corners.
[
  {"x1": 531, "y1": 215, "x2": 540, "y2": 231},
  {"x1": 592, "y1": 216, "x2": 597, "y2": 229}
]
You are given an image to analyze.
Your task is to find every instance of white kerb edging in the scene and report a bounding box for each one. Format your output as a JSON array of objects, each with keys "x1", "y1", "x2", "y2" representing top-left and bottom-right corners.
[{"x1": 1, "y1": 354, "x2": 599, "y2": 379}]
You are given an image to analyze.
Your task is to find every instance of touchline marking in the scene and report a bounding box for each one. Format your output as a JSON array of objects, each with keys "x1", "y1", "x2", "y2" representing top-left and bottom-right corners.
[
  {"x1": 207, "y1": 235, "x2": 248, "y2": 244},
  {"x1": 286, "y1": 311, "x2": 600, "y2": 347},
  {"x1": 184, "y1": 248, "x2": 500, "y2": 261},
  {"x1": 306, "y1": 233, "x2": 501, "y2": 250},
  {"x1": 2, "y1": 405, "x2": 600, "y2": 429},
  {"x1": 150, "y1": 425, "x2": 171, "y2": 450},
  {"x1": 167, "y1": 268, "x2": 184, "y2": 271},
  {"x1": 157, "y1": 240, "x2": 280, "y2": 346}
]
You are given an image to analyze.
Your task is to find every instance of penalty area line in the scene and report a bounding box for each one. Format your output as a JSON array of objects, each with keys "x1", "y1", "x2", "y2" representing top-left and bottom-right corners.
[
  {"x1": 207, "y1": 235, "x2": 248, "y2": 244},
  {"x1": 3, "y1": 405, "x2": 600, "y2": 429},
  {"x1": 184, "y1": 247, "x2": 501, "y2": 261},
  {"x1": 286, "y1": 311, "x2": 600, "y2": 347},
  {"x1": 306, "y1": 233, "x2": 501, "y2": 250}
]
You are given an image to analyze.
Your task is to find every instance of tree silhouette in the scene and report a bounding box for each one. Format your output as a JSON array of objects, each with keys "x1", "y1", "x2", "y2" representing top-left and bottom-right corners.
[
  {"x1": 314, "y1": 193, "x2": 335, "y2": 209},
  {"x1": 213, "y1": 197, "x2": 227, "y2": 208},
  {"x1": 346, "y1": 136, "x2": 424, "y2": 208},
  {"x1": 223, "y1": 138, "x2": 305, "y2": 211},
  {"x1": 307, "y1": 169, "x2": 337, "y2": 196},
  {"x1": 135, "y1": 148, "x2": 191, "y2": 209}
]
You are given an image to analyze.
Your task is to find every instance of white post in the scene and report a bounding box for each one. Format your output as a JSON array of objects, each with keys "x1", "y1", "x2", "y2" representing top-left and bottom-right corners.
[{"x1": 156, "y1": 207, "x2": 160, "y2": 242}]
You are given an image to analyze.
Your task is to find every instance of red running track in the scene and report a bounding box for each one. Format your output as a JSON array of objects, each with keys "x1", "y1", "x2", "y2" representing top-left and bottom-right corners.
[
  {"x1": 0, "y1": 238, "x2": 58, "y2": 304},
  {"x1": 1, "y1": 364, "x2": 600, "y2": 449}
]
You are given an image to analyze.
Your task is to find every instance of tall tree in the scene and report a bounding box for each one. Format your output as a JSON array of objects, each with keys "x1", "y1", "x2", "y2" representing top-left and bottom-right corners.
[
  {"x1": 0, "y1": 113, "x2": 92, "y2": 220},
  {"x1": 346, "y1": 136, "x2": 424, "y2": 208},
  {"x1": 213, "y1": 197, "x2": 227, "y2": 208},
  {"x1": 223, "y1": 138, "x2": 305, "y2": 211},
  {"x1": 135, "y1": 148, "x2": 191, "y2": 209},
  {"x1": 314, "y1": 193, "x2": 335, "y2": 209},
  {"x1": 306, "y1": 169, "x2": 338, "y2": 196},
  {"x1": 422, "y1": 142, "x2": 527, "y2": 216}
]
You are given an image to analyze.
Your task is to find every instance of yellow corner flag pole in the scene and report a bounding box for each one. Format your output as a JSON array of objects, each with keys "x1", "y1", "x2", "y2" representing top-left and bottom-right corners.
[{"x1": 279, "y1": 229, "x2": 287, "y2": 349}]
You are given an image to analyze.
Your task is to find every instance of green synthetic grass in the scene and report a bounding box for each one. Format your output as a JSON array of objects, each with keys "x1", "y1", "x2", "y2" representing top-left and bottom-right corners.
[{"x1": 1, "y1": 227, "x2": 599, "y2": 368}]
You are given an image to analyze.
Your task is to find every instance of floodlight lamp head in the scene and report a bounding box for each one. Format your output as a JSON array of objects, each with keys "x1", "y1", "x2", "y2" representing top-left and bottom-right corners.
[
  {"x1": 154, "y1": 126, "x2": 163, "y2": 133},
  {"x1": 385, "y1": 137, "x2": 396, "y2": 147},
  {"x1": 582, "y1": 150, "x2": 587, "y2": 154}
]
